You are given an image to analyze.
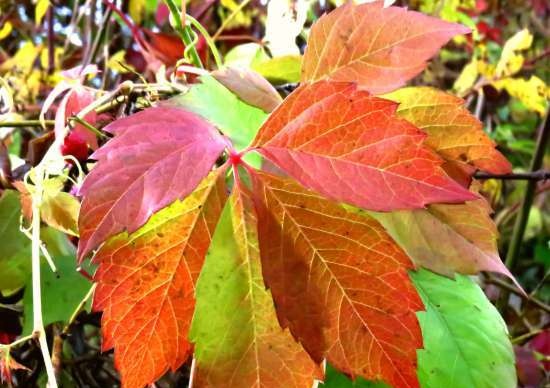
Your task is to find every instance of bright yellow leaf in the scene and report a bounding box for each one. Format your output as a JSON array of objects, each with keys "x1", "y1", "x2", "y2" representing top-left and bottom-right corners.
[
  {"x1": 35, "y1": 0, "x2": 50, "y2": 26},
  {"x1": 454, "y1": 59, "x2": 479, "y2": 95},
  {"x1": 495, "y1": 29, "x2": 533, "y2": 78},
  {"x1": 494, "y1": 76, "x2": 549, "y2": 116},
  {"x1": 0, "y1": 21, "x2": 12, "y2": 40}
]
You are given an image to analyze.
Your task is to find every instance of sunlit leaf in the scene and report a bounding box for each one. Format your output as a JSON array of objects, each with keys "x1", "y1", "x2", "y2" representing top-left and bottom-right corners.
[
  {"x1": 301, "y1": 1, "x2": 469, "y2": 94},
  {"x1": 252, "y1": 170, "x2": 423, "y2": 388},
  {"x1": 191, "y1": 181, "x2": 321, "y2": 387},
  {"x1": 253, "y1": 81, "x2": 475, "y2": 211},
  {"x1": 77, "y1": 106, "x2": 227, "y2": 261},
  {"x1": 412, "y1": 269, "x2": 516, "y2": 388},
  {"x1": 92, "y1": 170, "x2": 227, "y2": 388},
  {"x1": 384, "y1": 87, "x2": 511, "y2": 174}
]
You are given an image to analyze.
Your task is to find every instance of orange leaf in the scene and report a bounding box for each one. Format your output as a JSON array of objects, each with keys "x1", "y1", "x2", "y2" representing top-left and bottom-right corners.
[
  {"x1": 301, "y1": 1, "x2": 469, "y2": 94},
  {"x1": 252, "y1": 81, "x2": 475, "y2": 211},
  {"x1": 251, "y1": 170, "x2": 423, "y2": 388},
  {"x1": 92, "y1": 169, "x2": 227, "y2": 388},
  {"x1": 384, "y1": 87, "x2": 512, "y2": 175},
  {"x1": 368, "y1": 182, "x2": 520, "y2": 288},
  {"x1": 190, "y1": 181, "x2": 322, "y2": 387}
]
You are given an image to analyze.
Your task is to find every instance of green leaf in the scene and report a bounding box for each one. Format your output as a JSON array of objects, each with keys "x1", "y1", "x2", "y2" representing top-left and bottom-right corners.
[
  {"x1": 252, "y1": 55, "x2": 302, "y2": 84},
  {"x1": 0, "y1": 190, "x2": 32, "y2": 291},
  {"x1": 167, "y1": 75, "x2": 267, "y2": 167},
  {"x1": 321, "y1": 364, "x2": 391, "y2": 388},
  {"x1": 411, "y1": 269, "x2": 516, "y2": 388},
  {"x1": 22, "y1": 255, "x2": 92, "y2": 335}
]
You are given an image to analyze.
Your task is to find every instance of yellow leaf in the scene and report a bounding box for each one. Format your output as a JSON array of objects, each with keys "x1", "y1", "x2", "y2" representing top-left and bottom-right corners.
[
  {"x1": 0, "y1": 21, "x2": 12, "y2": 40},
  {"x1": 35, "y1": 0, "x2": 50, "y2": 26},
  {"x1": 453, "y1": 59, "x2": 479, "y2": 95},
  {"x1": 493, "y1": 76, "x2": 549, "y2": 116},
  {"x1": 495, "y1": 29, "x2": 533, "y2": 78},
  {"x1": 0, "y1": 42, "x2": 41, "y2": 73},
  {"x1": 107, "y1": 50, "x2": 134, "y2": 73},
  {"x1": 129, "y1": 0, "x2": 145, "y2": 25}
]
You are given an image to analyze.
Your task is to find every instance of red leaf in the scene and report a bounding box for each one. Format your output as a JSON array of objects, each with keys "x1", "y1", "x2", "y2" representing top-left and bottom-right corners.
[
  {"x1": 301, "y1": 1, "x2": 470, "y2": 94},
  {"x1": 62, "y1": 88, "x2": 99, "y2": 150},
  {"x1": 77, "y1": 106, "x2": 227, "y2": 262},
  {"x1": 93, "y1": 169, "x2": 227, "y2": 388},
  {"x1": 252, "y1": 81, "x2": 475, "y2": 211},
  {"x1": 61, "y1": 131, "x2": 89, "y2": 162},
  {"x1": 252, "y1": 170, "x2": 423, "y2": 388}
]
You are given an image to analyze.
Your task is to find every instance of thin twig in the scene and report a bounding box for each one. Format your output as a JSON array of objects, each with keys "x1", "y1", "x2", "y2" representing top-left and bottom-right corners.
[
  {"x1": 0, "y1": 120, "x2": 55, "y2": 127},
  {"x1": 497, "y1": 113, "x2": 550, "y2": 310},
  {"x1": 212, "y1": 0, "x2": 252, "y2": 41},
  {"x1": 474, "y1": 170, "x2": 550, "y2": 181},
  {"x1": 486, "y1": 276, "x2": 550, "y2": 314}
]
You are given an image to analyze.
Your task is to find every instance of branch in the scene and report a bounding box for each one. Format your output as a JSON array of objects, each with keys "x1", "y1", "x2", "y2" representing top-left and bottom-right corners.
[
  {"x1": 498, "y1": 112, "x2": 550, "y2": 310},
  {"x1": 486, "y1": 276, "x2": 550, "y2": 314},
  {"x1": 474, "y1": 170, "x2": 550, "y2": 181}
]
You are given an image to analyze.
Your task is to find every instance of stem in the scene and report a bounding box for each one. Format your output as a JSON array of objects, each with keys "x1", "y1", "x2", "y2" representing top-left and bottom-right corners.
[
  {"x1": 212, "y1": 0, "x2": 252, "y2": 41},
  {"x1": 69, "y1": 116, "x2": 107, "y2": 139},
  {"x1": 163, "y1": 0, "x2": 203, "y2": 68},
  {"x1": 497, "y1": 113, "x2": 550, "y2": 310},
  {"x1": 30, "y1": 168, "x2": 58, "y2": 388},
  {"x1": 486, "y1": 276, "x2": 550, "y2": 314},
  {"x1": 474, "y1": 170, "x2": 550, "y2": 180},
  {"x1": 185, "y1": 14, "x2": 222, "y2": 68},
  {"x1": 47, "y1": 5, "x2": 55, "y2": 75},
  {"x1": 0, "y1": 120, "x2": 55, "y2": 127}
]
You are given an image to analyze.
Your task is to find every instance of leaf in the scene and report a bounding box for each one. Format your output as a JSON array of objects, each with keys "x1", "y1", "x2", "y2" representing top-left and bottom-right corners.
[
  {"x1": 211, "y1": 66, "x2": 283, "y2": 113},
  {"x1": 77, "y1": 106, "x2": 226, "y2": 262},
  {"x1": 367, "y1": 184, "x2": 517, "y2": 285},
  {"x1": 252, "y1": 170, "x2": 423, "y2": 388},
  {"x1": 453, "y1": 59, "x2": 479, "y2": 95},
  {"x1": 493, "y1": 76, "x2": 549, "y2": 116},
  {"x1": 301, "y1": 1, "x2": 470, "y2": 94},
  {"x1": 252, "y1": 81, "x2": 475, "y2": 212},
  {"x1": 0, "y1": 22, "x2": 12, "y2": 40},
  {"x1": 252, "y1": 55, "x2": 302, "y2": 84},
  {"x1": 22, "y1": 255, "x2": 91, "y2": 335},
  {"x1": 321, "y1": 364, "x2": 391, "y2": 388},
  {"x1": 35, "y1": 0, "x2": 50, "y2": 26},
  {"x1": 411, "y1": 269, "x2": 516, "y2": 388},
  {"x1": 168, "y1": 76, "x2": 267, "y2": 152},
  {"x1": 0, "y1": 190, "x2": 31, "y2": 291},
  {"x1": 383, "y1": 87, "x2": 511, "y2": 175},
  {"x1": 92, "y1": 169, "x2": 227, "y2": 388},
  {"x1": 15, "y1": 178, "x2": 81, "y2": 236},
  {"x1": 0, "y1": 350, "x2": 29, "y2": 385},
  {"x1": 495, "y1": 29, "x2": 533, "y2": 78},
  {"x1": 190, "y1": 182, "x2": 321, "y2": 387}
]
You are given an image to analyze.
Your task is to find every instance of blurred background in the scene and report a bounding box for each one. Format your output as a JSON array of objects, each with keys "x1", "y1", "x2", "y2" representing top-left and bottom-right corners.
[{"x1": 0, "y1": 0, "x2": 548, "y2": 386}]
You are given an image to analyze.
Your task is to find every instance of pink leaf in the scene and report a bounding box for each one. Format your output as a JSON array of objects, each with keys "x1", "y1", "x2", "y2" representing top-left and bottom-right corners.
[{"x1": 77, "y1": 106, "x2": 227, "y2": 262}]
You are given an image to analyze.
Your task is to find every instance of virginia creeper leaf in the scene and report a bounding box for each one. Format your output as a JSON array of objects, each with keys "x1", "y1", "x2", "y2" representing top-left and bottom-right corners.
[
  {"x1": 252, "y1": 170, "x2": 423, "y2": 388},
  {"x1": 366, "y1": 186, "x2": 517, "y2": 285},
  {"x1": 92, "y1": 170, "x2": 227, "y2": 388},
  {"x1": 22, "y1": 255, "x2": 91, "y2": 335},
  {"x1": 301, "y1": 1, "x2": 470, "y2": 94},
  {"x1": 191, "y1": 182, "x2": 321, "y2": 387},
  {"x1": 412, "y1": 269, "x2": 516, "y2": 388},
  {"x1": 383, "y1": 87, "x2": 511, "y2": 175},
  {"x1": 322, "y1": 364, "x2": 391, "y2": 388},
  {"x1": 324, "y1": 270, "x2": 517, "y2": 388},
  {"x1": 77, "y1": 106, "x2": 226, "y2": 262},
  {"x1": 252, "y1": 81, "x2": 475, "y2": 211},
  {"x1": 211, "y1": 66, "x2": 283, "y2": 113}
]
